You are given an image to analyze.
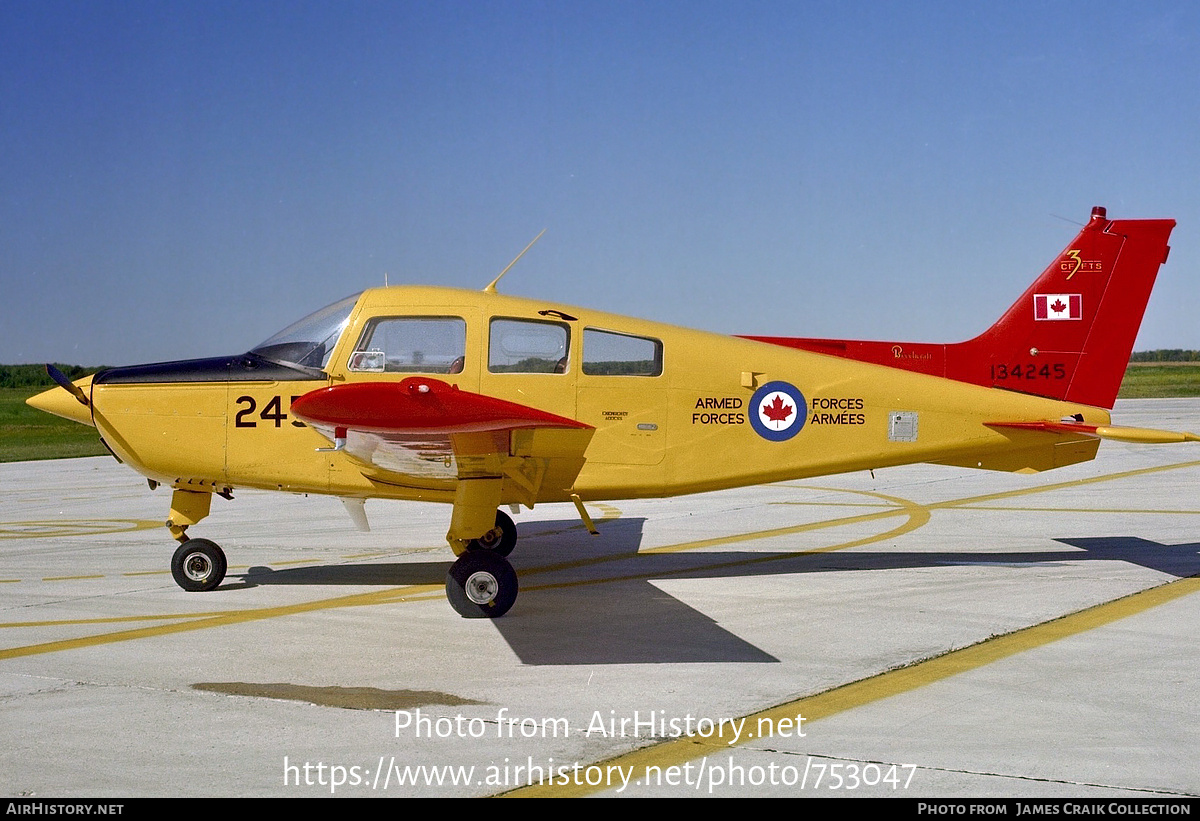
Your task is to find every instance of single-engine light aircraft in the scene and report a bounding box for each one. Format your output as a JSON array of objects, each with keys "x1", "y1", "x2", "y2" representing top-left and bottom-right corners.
[{"x1": 28, "y1": 207, "x2": 1197, "y2": 617}]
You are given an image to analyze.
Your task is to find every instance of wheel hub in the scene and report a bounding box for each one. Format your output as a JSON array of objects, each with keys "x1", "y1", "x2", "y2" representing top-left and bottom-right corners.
[
  {"x1": 464, "y1": 571, "x2": 499, "y2": 605},
  {"x1": 183, "y1": 553, "x2": 213, "y2": 582}
]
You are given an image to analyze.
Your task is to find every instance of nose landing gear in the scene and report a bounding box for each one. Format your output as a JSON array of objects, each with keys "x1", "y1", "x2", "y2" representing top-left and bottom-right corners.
[{"x1": 170, "y1": 538, "x2": 227, "y2": 592}]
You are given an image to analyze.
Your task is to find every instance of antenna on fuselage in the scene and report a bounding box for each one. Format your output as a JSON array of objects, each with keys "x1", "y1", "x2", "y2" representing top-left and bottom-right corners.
[{"x1": 483, "y1": 229, "x2": 546, "y2": 293}]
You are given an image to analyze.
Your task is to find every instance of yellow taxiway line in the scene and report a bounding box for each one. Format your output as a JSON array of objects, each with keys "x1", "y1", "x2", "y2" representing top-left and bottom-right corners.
[
  {"x1": 2, "y1": 458, "x2": 1198, "y2": 798},
  {"x1": 501, "y1": 574, "x2": 1200, "y2": 797}
]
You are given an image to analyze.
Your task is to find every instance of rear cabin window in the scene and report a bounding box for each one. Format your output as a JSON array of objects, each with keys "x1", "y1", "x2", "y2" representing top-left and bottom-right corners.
[
  {"x1": 582, "y1": 328, "x2": 663, "y2": 376},
  {"x1": 488, "y1": 318, "x2": 569, "y2": 373},
  {"x1": 348, "y1": 317, "x2": 466, "y2": 374}
]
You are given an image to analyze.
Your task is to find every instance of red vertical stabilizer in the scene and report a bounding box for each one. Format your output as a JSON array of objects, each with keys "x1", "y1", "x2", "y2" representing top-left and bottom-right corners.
[{"x1": 741, "y1": 207, "x2": 1175, "y2": 409}]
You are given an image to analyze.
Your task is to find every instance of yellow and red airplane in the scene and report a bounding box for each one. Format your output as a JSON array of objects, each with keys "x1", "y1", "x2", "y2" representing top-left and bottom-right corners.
[{"x1": 28, "y1": 206, "x2": 1196, "y2": 617}]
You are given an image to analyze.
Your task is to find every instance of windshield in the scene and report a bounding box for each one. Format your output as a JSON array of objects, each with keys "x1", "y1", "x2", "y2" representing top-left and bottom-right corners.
[{"x1": 250, "y1": 293, "x2": 361, "y2": 370}]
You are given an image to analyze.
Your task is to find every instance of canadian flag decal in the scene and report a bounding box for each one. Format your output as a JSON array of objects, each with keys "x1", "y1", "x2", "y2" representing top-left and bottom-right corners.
[{"x1": 1034, "y1": 293, "x2": 1082, "y2": 321}]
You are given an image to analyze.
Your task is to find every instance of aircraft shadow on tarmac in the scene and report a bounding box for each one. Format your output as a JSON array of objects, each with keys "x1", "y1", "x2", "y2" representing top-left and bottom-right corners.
[{"x1": 225, "y1": 519, "x2": 1200, "y2": 666}]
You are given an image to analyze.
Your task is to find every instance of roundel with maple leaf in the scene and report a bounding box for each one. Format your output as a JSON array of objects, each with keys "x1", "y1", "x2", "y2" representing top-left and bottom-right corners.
[{"x1": 749, "y1": 380, "x2": 807, "y2": 441}]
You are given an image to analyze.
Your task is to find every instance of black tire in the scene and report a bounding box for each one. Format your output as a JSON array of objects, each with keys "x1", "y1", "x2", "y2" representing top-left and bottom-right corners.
[
  {"x1": 466, "y1": 509, "x2": 518, "y2": 557},
  {"x1": 446, "y1": 551, "x2": 518, "y2": 618},
  {"x1": 171, "y1": 538, "x2": 227, "y2": 592}
]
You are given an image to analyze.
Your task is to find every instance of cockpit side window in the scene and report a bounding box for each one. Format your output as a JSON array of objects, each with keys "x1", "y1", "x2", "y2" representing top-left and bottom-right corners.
[
  {"x1": 488, "y1": 318, "x2": 569, "y2": 373},
  {"x1": 582, "y1": 328, "x2": 663, "y2": 376},
  {"x1": 348, "y1": 317, "x2": 467, "y2": 374}
]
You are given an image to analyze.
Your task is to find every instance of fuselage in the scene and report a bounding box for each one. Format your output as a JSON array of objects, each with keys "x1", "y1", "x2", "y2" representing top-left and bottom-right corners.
[{"x1": 39, "y1": 285, "x2": 1110, "y2": 507}]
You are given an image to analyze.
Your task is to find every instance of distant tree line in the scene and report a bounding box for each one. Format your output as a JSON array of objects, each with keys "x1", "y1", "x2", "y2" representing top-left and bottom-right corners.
[
  {"x1": 2, "y1": 350, "x2": 1196, "y2": 389},
  {"x1": 0, "y1": 364, "x2": 98, "y2": 389},
  {"x1": 1128, "y1": 350, "x2": 1200, "y2": 362}
]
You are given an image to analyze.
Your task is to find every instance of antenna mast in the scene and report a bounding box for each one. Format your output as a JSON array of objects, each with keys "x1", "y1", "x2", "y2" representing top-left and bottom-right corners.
[{"x1": 484, "y1": 229, "x2": 546, "y2": 293}]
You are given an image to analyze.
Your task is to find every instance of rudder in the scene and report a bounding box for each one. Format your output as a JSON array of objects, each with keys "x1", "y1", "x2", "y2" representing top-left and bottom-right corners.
[{"x1": 954, "y1": 206, "x2": 1175, "y2": 408}]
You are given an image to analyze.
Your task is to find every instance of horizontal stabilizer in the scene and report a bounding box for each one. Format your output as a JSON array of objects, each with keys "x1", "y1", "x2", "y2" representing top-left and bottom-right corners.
[{"x1": 987, "y1": 420, "x2": 1200, "y2": 444}]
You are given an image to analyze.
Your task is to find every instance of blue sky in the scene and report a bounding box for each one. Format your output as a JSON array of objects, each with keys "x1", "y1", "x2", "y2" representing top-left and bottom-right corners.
[{"x1": 2, "y1": 1, "x2": 1197, "y2": 365}]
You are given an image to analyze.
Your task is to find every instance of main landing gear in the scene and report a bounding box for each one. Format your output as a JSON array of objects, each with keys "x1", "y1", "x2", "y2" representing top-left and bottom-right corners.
[
  {"x1": 445, "y1": 509, "x2": 519, "y2": 618},
  {"x1": 446, "y1": 550, "x2": 518, "y2": 618},
  {"x1": 466, "y1": 509, "x2": 517, "y2": 556}
]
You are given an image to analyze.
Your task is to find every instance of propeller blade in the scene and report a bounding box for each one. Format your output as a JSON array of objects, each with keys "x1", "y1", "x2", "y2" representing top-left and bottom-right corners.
[{"x1": 46, "y1": 364, "x2": 90, "y2": 406}]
